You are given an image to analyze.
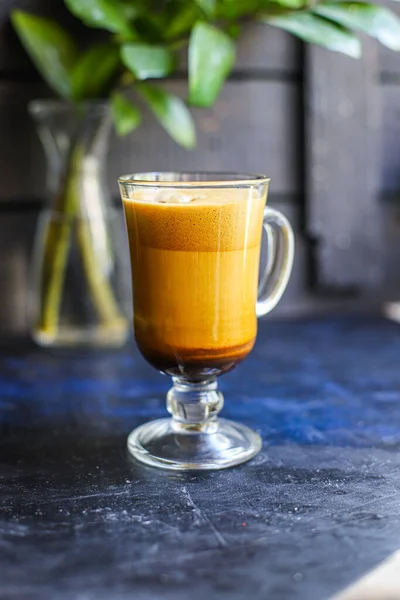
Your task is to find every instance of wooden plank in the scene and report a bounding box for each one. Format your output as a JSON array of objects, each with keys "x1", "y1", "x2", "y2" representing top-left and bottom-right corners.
[
  {"x1": 0, "y1": 0, "x2": 99, "y2": 73},
  {"x1": 268, "y1": 200, "x2": 310, "y2": 317},
  {"x1": 380, "y1": 84, "x2": 400, "y2": 193},
  {"x1": 0, "y1": 211, "x2": 36, "y2": 336},
  {"x1": 378, "y1": 0, "x2": 400, "y2": 75},
  {"x1": 0, "y1": 17, "x2": 29, "y2": 73},
  {"x1": 179, "y1": 23, "x2": 301, "y2": 74},
  {"x1": 109, "y1": 80, "x2": 301, "y2": 198},
  {"x1": 0, "y1": 79, "x2": 301, "y2": 201},
  {"x1": 0, "y1": 82, "x2": 47, "y2": 201},
  {"x1": 379, "y1": 46, "x2": 400, "y2": 77},
  {"x1": 305, "y1": 39, "x2": 383, "y2": 290},
  {"x1": 265, "y1": 199, "x2": 379, "y2": 318},
  {"x1": 382, "y1": 200, "x2": 400, "y2": 299},
  {"x1": 235, "y1": 23, "x2": 300, "y2": 74}
]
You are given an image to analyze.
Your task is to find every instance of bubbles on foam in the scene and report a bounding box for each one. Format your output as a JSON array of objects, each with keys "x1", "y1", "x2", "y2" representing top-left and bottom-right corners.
[
  {"x1": 154, "y1": 190, "x2": 204, "y2": 204},
  {"x1": 125, "y1": 186, "x2": 263, "y2": 206},
  {"x1": 157, "y1": 193, "x2": 198, "y2": 204}
]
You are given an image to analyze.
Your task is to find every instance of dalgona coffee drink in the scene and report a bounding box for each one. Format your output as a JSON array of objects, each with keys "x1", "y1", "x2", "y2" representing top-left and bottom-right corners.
[{"x1": 121, "y1": 186, "x2": 266, "y2": 380}]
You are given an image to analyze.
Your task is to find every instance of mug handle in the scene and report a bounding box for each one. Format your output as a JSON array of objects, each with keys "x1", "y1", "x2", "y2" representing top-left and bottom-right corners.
[{"x1": 256, "y1": 206, "x2": 295, "y2": 318}]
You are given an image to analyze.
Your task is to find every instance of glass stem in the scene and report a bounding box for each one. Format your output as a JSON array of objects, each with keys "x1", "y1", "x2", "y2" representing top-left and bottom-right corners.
[{"x1": 167, "y1": 378, "x2": 224, "y2": 432}]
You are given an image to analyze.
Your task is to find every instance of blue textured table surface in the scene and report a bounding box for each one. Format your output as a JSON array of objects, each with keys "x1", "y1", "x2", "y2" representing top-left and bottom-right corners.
[{"x1": 2, "y1": 316, "x2": 400, "y2": 600}]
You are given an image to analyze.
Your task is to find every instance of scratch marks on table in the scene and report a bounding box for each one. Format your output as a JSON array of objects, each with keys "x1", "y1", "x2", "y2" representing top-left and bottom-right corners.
[{"x1": 181, "y1": 485, "x2": 228, "y2": 548}]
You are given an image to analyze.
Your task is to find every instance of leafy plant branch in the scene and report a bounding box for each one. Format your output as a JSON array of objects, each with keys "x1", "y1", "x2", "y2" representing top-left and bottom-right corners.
[
  {"x1": 9, "y1": 0, "x2": 400, "y2": 342},
  {"x1": 11, "y1": 0, "x2": 400, "y2": 140}
]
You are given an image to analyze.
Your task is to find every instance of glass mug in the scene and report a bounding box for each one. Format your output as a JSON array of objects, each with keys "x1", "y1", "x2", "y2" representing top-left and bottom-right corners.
[{"x1": 118, "y1": 172, "x2": 294, "y2": 470}]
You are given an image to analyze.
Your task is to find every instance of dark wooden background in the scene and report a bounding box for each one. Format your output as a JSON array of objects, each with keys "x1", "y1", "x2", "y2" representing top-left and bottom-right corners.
[{"x1": 1, "y1": 0, "x2": 400, "y2": 336}]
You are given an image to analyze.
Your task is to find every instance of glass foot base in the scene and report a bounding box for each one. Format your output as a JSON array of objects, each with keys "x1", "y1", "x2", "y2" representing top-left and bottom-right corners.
[{"x1": 127, "y1": 418, "x2": 262, "y2": 471}]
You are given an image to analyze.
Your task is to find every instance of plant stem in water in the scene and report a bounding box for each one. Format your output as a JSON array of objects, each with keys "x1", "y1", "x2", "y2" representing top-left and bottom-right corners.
[
  {"x1": 36, "y1": 145, "x2": 81, "y2": 341},
  {"x1": 35, "y1": 142, "x2": 127, "y2": 344},
  {"x1": 76, "y1": 218, "x2": 127, "y2": 331}
]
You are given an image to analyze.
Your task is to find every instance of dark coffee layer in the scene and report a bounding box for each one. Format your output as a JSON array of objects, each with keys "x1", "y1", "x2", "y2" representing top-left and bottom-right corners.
[{"x1": 136, "y1": 337, "x2": 256, "y2": 380}]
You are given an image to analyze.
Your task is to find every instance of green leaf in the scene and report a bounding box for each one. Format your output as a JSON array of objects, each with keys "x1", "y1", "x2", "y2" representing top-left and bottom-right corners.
[
  {"x1": 71, "y1": 44, "x2": 120, "y2": 100},
  {"x1": 314, "y1": 3, "x2": 400, "y2": 51},
  {"x1": 188, "y1": 23, "x2": 235, "y2": 107},
  {"x1": 11, "y1": 10, "x2": 77, "y2": 99},
  {"x1": 227, "y1": 22, "x2": 241, "y2": 39},
  {"x1": 219, "y1": 0, "x2": 305, "y2": 15},
  {"x1": 120, "y1": 0, "x2": 146, "y2": 21},
  {"x1": 111, "y1": 92, "x2": 142, "y2": 136},
  {"x1": 270, "y1": 0, "x2": 305, "y2": 9},
  {"x1": 195, "y1": 0, "x2": 216, "y2": 16},
  {"x1": 164, "y1": 3, "x2": 199, "y2": 40},
  {"x1": 266, "y1": 13, "x2": 361, "y2": 58},
  {"x1": 217, "y1": 0, "x2": 262, "y2": 19},
  {"x1": 133, "y1": 14, "x2": 165, "y2": 43},
  {"x1": 64, "y1": 0, "x2": 133, "y2": 37},
  {"x1": 121, "y1": 44, "x2": 175, "y2": 80},
  {"x1": 137, "y1": 83, "x2": 196, "y2": 148}
]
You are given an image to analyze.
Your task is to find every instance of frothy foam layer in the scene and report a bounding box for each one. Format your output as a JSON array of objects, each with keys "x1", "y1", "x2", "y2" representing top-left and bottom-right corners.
[
  {"x1": 122, "y1": 187, "x2": 266, "y2": 252},
  {"x1": 121, "y1": 186, "x2": 263, "y2": 205}
]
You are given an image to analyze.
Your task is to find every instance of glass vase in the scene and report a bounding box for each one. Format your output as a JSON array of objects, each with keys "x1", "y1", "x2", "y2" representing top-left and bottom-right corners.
[{"x1": 28, "y1": 100, "x2": 129, "y2": 349}]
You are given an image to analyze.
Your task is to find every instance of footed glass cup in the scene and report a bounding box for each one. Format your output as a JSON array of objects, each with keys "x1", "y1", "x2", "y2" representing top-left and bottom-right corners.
[{"x1": 118, "y1": 172, "x2": 294, "y2": 470}]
